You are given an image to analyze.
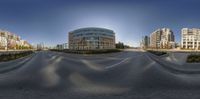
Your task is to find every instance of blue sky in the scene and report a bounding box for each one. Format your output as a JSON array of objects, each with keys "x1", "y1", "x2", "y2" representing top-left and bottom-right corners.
[{"x1": 0, "y1": 0, "x2": 200, "y2": 47}]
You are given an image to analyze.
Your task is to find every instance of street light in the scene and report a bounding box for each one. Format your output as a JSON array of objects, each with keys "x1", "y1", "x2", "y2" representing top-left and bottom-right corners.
[{"x1": 5, "y1": 35, "x2": 9, "y2": 52}]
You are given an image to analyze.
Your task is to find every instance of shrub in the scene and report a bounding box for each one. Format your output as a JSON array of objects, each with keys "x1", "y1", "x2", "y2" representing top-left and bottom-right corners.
[
  {"x1": 0, "y1": 51, "x2": 33, "y2": 62},
  {"x1": 147, "y1": 50, "x2": 167, "y2": 56},
  {"x1": 50, "y1": 49, "x2": 121, "y2": 54},
  {"x1": 187, "y1": 54, "x2": 200, "y2": 63}
]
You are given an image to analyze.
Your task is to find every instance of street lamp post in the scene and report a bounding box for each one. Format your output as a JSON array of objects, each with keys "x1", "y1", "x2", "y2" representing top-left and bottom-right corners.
[{"x1": 5, "y1": 37, "x2": 8, "y2": 52}]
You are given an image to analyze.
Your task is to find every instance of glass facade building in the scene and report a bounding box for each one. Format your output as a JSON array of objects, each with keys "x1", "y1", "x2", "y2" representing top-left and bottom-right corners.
[{"x1": 68, "y1": 27, "x2": 115, "y2": 50}]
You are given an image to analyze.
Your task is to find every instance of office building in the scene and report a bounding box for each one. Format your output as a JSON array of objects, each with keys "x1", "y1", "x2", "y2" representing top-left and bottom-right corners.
[{"x1": 68, "y1": 27, "x2": 115, "y2": 50}]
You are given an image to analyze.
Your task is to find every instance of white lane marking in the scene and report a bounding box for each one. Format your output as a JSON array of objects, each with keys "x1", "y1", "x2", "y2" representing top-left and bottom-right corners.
[
  {"x1": 40, "y1": 57, "x2": 62, "y2": 87},
  {"x1": 50, "y1": 55, "x2": 57, "y2": 60},
  {"x1": 69, "y1": 72, "x2": 130, "y2": 94},
  {"x1": 18, "y1": 58, "x2": 30, "y2": 64},
  {"x1": 105, "y1": 57, "x2": 131, "y2": 69},
  {"x1": 143, "y1": 61, "x2": 156, "y2": 70},
  {"x1": 81, "y1": 59, "x2": 103, "y2": 71}
]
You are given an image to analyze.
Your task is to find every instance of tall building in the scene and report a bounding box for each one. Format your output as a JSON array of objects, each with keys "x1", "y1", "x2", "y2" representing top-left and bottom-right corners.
[
  {"x1": 68, "y1": 27, "x2": 115, "y2": 50},
  {"x1": 150, "y1": 28, "x2": 175, "y2": 49},
  {"x1": 150, "y1": 29, "x2": 163, "y2": 48},
  {"x1": 160, "y1": 28, "x2": 175, "y2": 49},
  {"x1": 141, "y1": 36, "x2": 150, "y2": 49},
  {"x1": 181, "y1": 28, "x2": 200, "y2": 49}
]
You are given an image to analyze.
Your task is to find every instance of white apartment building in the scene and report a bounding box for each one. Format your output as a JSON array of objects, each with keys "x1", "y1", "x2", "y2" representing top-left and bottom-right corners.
[
  {"x1": 181, "y1": 28, "x2": 200, "y2": 49},
  {"x1": 160, "y1": 28, "x2": 175, "y2": 49},
  {"x1": 150, "y1": 28, "x2": 175, "y2": 49},
  {"x1": 0, "y1": 30, "x2": 31, "y2": 50},
  {"x1": 0, "y1": 36, "x2": 7, "y2": 49}
]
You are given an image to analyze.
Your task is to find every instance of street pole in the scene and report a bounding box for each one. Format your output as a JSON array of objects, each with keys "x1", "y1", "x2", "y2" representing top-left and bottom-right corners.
[{"x1": 6, "y1": 37, "x2": 8, "y2": 52}]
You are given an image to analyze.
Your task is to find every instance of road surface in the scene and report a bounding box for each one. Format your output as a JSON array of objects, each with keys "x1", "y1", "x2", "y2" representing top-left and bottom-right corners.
[{"x1": 0, "y1": 49, "x2": 200, "y2": 99}]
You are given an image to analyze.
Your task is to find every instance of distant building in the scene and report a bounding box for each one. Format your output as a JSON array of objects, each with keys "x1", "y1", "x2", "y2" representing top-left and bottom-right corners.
[
  {"x1": 150, "y1": 28, "x2": 175, "y2": 49},
  {"x1": 37, "y1": 43, "x2": 44, "y2": 50},
  {"x1": 56, "y1": 44, "x2": 62, "y2": 50},
  {"x1": 181, "y1": 28, "x2": 200, "y2": 49},
  {"x1": 141, "y1": 36, "x2": 150, "y2": 49},
  {"x1": 68, "y1": 27, "x2": 115, "y2": 50},
  {"x1": 56, "y1": 43, "x2": 68, "y2": 50},
  {"x1": 62, "y1": 43, "x2": 68, "y2": 49}
]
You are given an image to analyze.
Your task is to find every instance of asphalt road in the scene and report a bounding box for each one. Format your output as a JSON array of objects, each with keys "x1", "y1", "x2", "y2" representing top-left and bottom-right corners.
[{"x1": 0, "y1": 49, "x2": 200, "y2": 99}]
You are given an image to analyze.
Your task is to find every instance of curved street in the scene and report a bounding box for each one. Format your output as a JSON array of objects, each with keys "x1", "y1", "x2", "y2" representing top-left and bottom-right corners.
[{"x1": 0, "y1": 49, "x2": 200, "y2": 99}]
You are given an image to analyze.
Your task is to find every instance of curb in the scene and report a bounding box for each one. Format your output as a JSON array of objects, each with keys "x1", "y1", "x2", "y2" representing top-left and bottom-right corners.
[{"x1": 0, "y1": 53, "x2": 36, "y2": 74}]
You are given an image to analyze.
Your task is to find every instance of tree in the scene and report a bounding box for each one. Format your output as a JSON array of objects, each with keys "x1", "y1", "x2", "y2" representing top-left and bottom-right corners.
[{"x1": 116, "y1": 42, "x2": 125, "y2": 49}]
